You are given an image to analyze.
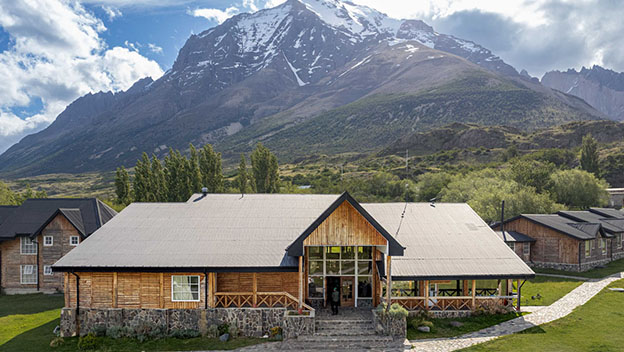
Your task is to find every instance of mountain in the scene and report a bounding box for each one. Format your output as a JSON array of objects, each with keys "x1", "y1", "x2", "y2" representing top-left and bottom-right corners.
[
  {"x1": 542, "y1": 65, "x2": 624, "y2": 121},
  {"x1": 0, "y1": 0, "x2": 605, "y2": 176}
]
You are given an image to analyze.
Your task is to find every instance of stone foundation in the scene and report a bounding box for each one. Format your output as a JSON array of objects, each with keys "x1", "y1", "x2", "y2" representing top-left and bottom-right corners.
[
  {"x1": 530, "y1": 258, "x2": 611, "y2": 272},
  {"x1": 60, "y1": 307, "x2": 314, "y2": 339},
  {"x1": 372, "y1": 309, "x2": 406, "y2": 337}
]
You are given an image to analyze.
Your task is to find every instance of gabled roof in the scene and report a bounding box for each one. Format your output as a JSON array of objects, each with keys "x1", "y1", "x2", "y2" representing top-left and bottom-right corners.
[
  {"x1": 0, "y1": 205, "x2": 18, "y2": 225},
  {"x1": 589, "y1": 208, "x2": 624, "y2": 219},
  {"x1": 363, "y1": 203, "x2": 534, "y2": 280},
  {"x1": 558, "y1": 211, "x2": 624, "y2": 234},
  {"x1": 495, "y1": 230, "x2": 536, "y2": 243},
  {"x1": 509, "y1": 214, "x2": 605, "y2": 240},
  {"x1": 0, "y1": 198, "x2": 116, "y2": 240},
  {"x1": 285, "y1": 192, "x2": 404, "y2": 257}
]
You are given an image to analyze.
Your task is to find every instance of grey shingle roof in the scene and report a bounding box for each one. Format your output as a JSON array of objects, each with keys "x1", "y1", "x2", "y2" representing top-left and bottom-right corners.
[
  {"x1": 519, "y1": 214, "x2": 603, "y2": 240},
  {"x1": 54, "y1": 195, "x2": 534, "y2": 279},
  {"x1": 495, "y1": 230, "x2": 536, "y2": 243},
  {"x1": 0, "y1": 206, "x2": 17, "y2": 225},
  {"x1": 589, "y1": 208, "x2": 624, "y2": 219},
  {"x1": 558, "y1": 211, "x2": 624, "y2": 234},
  {"x1": 361, "y1": 203, "x2": 534, "y2": 279},
  {"x1": 0, "y1": 198, "x2": 116, "y2": 240}
]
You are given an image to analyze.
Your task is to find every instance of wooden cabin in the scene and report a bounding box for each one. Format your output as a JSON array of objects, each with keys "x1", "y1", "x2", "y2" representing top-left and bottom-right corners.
[
  {"x1": 53, "y1": 193, "x2": 533, "y2": 336},
  {"x1": 493, "y1": 208, "x2": 624, "y2": 271},
  {"x1": 0, "y1": 199, "x2": 116, "y2": 294}
]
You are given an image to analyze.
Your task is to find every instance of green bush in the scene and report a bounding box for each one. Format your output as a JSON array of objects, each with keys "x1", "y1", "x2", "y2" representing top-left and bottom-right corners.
[
  {"x1": 106, "y1": 326, "x2": 122, "y2": 339},
  {"x1": 77, "y1": 333, "x2": 99, "y2": 350},
  {"x1": 207, "y1": 324, "x2": 219, "y2": 338},
  {"x1": 91, "y1": 324, "x2": 107, "y2": 337},
  {"x1": 270, "y1": 326, "x2": 283, "y2": 337},
  {"x1": 217, "y1": 323, "x2": 229, "y2": 336},
  {"x1": 375, "y1": 303, "x2": 409, "y2": 319},
  {"x1": 229, "y1": 325, "x2": 239, "y2": 338},
  {"x1": 169, "y1": 329, "x2": 201, "y2": 339}
]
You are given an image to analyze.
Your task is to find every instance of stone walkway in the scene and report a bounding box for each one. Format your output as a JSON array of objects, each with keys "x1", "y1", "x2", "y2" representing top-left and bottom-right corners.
[{"x1": 408, "y1": 272, "x2": 624, "y2": 352}]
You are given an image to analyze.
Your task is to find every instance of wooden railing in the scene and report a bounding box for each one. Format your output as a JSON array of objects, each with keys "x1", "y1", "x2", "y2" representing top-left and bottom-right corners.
[
  {"x1": 214, "y1": 291, "x2": 315, "y2": 312},
  {"x1": 391, "y1": 295, "x2": 515, "y2": 311}
]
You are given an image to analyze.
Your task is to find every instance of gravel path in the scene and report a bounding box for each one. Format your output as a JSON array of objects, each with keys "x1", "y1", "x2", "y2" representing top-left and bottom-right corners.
[{"x1": 408, "y1": 272, "x2": 624, "y2": 352}]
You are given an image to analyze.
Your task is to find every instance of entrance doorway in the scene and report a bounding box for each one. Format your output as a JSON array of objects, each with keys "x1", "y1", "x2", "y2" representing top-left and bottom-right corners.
[{"x1": 326, "y1": 277, "x2": 355, "y2": 307}]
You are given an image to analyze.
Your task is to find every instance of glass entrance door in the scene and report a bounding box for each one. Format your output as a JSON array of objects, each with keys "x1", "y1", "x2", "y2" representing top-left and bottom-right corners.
[{"x1": 340, "y1": 277, "x2": 355, "y2": 306}]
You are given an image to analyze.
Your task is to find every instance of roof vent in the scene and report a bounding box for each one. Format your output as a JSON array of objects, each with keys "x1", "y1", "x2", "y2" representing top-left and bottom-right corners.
[{"x1": 201, "y1": 187, "x2": 208, "y2": 196}]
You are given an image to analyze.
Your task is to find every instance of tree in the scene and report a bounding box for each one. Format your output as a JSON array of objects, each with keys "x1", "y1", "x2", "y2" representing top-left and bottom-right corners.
[
  {"x1": 150, "y1": 155, "x2": 167, "y2": 202},
  {"x1": 548, "y1": 169, "x2": 609, "y2": 209},
  {"x1": 580, "y1": 134, "x2": 600, "y2": 176},
  {"x1": 199, "y1": 144, "x2": 224, "y2": 193},
  {"x1": 0, "y1": 181, "x2": 18, "y2": 205},
  {"x1": 510, "y1": 159, "x2": 555, "y2": 193},
  {"x1": 416, "y1": 172, "x2": 452, "y2": 201},
  {"x1": 237, "y1": 154, "x2": 249, "y2": 194},
  {"x1": 133, "y1": 153, "x2": 153, "y2": 202},
  {"x1": 250, "y1": 143, "x2": 280, "y2": 193},
  {"x1": 114, "y1": 167, "x2": 131, "y2": 205},
  {"x1": 188, "y1": 144, "x2": 202, "y2": 194},
  {"x1": 439, "y1": 169, "x2": 562, "y2": 223}
]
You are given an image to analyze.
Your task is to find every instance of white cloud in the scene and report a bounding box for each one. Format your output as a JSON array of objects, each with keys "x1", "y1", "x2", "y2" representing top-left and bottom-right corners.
[
  {"x1": 148, "y1": 43, "x2": 163, "y2": 54},
  {"x1": 101, "y1": 5, "x2": 122, "y2": 20},
  {"x1": 191, "y1": 6, "x2": 240, "y2": 24},
  {"x1": 0, "y1": 0, "x2": 163, "y2": 153}
]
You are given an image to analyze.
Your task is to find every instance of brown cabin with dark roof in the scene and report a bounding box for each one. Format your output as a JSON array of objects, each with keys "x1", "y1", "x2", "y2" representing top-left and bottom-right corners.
[{"x1": 0, "y1": 199, "x2": 116, "y2": 294}]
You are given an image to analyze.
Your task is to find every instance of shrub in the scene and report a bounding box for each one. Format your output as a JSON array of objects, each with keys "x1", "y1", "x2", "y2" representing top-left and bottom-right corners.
[
  {"x1": 91, "y1": 324, "x2": 107, "y2": 337},
  {"x1": 229, "y1": 325, "x2": 239, "y2": 338},
  {"x1": 49, "y1": 337, "x2": 64, "y2": 348},
  {"x1": 270, "y1": 326, "x2": 283, "y2": 337},
  {"x1": 388, "y1": 303, "x2": 409, "y2": 319},
  {"x1": 217, "y1": 323, "x2": 229, "y2": 336},
  {"x1": 106, "y1": 326, "x2": 122, "y2": 339},
  {"x1": 77, "y1": 333, "x2": 99, "y2": 350},
  {"x1": 207, "y1": 324, "x2": 219, "y2": 338}
]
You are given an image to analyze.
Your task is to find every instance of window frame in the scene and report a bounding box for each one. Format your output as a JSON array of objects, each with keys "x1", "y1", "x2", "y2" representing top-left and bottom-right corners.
[
  {"x1": 43, "y1": 236, "x2": 53, "y2": 247},
  {"x1": 507, "y1": 242, "x2": 515, "y2": 252},
  {"x1": 171, "y1": 275, "x2": 201, "y2": 302},
  {"x1": 20, "y1": 237, "x2": 38, "y2": 255},
  {"x1": 618, "y1": 234, "x2": 623, "y2": 249},
  {"x1": 601, "y1": 238, "x2": 607, "y2": 254},
  {"x1": 20, "y1": 265, "x2": 38, "y2": 284},
  {"x1": 44, "y1": 265, "x2": 53, "y2": 276},
  {"x1": 585, "y1": 240, "x2": 591, "y2": 257},
  {"x1": 70, "y1": 236, "x2": 80, "y2": 246},
  {"x1": 522, "y1": 243, "x2": 530, "y2": 256}
]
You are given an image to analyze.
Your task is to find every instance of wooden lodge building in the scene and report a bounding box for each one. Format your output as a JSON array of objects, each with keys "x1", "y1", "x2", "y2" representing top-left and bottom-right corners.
[
  {"x1": 53, "y1": 192, "x2": 533, "y2": 337},
  {"x1": 0, "y1": 199, "x2": 116, "y2": 294},
  {"x1": 494, "y1": 208, "x2": 624, "y2": 272}
]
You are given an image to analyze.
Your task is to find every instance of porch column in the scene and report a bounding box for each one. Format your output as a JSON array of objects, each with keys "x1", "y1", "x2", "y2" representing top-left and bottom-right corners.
[
  {"x1": 386, "y1": 255, "x2": 392, "y2": 310},
  {"x1": 516, "y1": 279, "x2": 521, "y2": 311},
  {"x1": 497, "y1": 279, "x2": 502, "y2": 296},
  {"x1": 471, "y1": 280, "x2": 476, "y2": 310},
  {"x1": 208, "y1": 273, "x2": 216, "y2": 308},
  {"x1": 298, "y1": 256, "x2": 303, "y2": 309},
  {"x1": 253, "y1": 273, "x2": 258, "y2": 308},
  {"x1": 424, "y1": 280, "x2": 430, "y2": 311}
]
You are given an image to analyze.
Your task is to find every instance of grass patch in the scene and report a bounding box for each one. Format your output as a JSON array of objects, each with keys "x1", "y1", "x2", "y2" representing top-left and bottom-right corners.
[
  {"x1": 407, "y1": 312, "x2": 524, "y2": 340},
  {"x1": 533, "y1": 257, "x2": 624, "y2": 279},
  {"x1": 0, "y1": 294, "x2": 64, "y2": 317},
  {"x1": 460, "y1": 279, "x2": 624, "y2": 352},
  {"x1": 520, "y1": 276, "x2": 583, "y2": 306}
]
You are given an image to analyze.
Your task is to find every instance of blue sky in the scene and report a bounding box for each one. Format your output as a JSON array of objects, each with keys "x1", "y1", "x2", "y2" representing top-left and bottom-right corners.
[{"x1": 1, "y1": 0, "x2": 623, "y2": 154}]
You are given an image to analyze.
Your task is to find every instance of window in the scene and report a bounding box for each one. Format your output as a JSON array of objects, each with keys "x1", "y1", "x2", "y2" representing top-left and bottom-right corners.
[
  {"x1": 585, "y1": 240, "x2": 591, "y2": 257},
  {"x1": 20, "y1": 237, "x2": 37, "y2": 255},
  {"x1": 44, "y1": 265, "x2": 53, "y2": 276},
  {"x1": 592, "y1": 239, "x2": 596, "y2": 249},
  {"x1": 601, "y1": 239, "x2": 607, "y2": 254},
  {"x1": 523, "y1": 243, "x2": 530, "y2": 256},
  {"x1": 44, "y1": 236, "x2": 53, "y2": 246},
  {"x1": 308, "y1": 277, "x2": 324, "y2": 298},
  {"x1": 507, "y1": 242, "x2": 515, "y2": 251},
  {"x1": 70, "y1": 236, "x2": 80, "y2": 246},
  {"x1": 20, "y1": 265, "x2": 37, "y2": 284},
  {"x1": 619, "y1": 234, "x2": 623, "y2": 249},
  {"x1": 171, "y1": 275, "x2": 200, "y2": 301}
]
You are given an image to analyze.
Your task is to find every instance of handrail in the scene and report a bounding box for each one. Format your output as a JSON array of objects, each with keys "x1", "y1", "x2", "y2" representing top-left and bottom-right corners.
[
  {"x1": 214, "y1": 291, "x2": 315, "y2": 312},
  {"x1": 391, "y1": 295, "x2": 515, "y2": 300}
]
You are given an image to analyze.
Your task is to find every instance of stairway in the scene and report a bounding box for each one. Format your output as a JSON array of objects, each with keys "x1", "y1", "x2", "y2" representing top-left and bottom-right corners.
[{"x1": 279, "y1": 310, "x2": 406, "y2": 351}]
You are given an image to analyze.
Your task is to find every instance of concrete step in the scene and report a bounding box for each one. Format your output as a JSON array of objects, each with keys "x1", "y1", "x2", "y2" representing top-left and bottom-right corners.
[
  {"x1": 315, "y1": 319, "x2": 373, "y2": 326},
  {"x1": 313, "y1": 329, "x2": 377, "y2": 336},
  {"x1": 296, "y1": 334, "x2": 394, "y2": 343}
]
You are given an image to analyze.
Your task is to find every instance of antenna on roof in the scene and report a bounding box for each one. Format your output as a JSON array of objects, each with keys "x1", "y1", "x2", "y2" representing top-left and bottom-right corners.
[{"x1": 201, "y1": 187, "x2": 208, "y2": 196}]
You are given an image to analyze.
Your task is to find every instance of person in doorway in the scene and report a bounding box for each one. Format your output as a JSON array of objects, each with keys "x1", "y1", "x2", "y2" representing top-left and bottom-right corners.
[{"x1": 331, "y1": 287, "x2": 340, "y2": 315}]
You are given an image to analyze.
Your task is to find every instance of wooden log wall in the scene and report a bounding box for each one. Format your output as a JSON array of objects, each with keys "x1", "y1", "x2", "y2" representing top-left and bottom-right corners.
[
  {"x1": 64, "y1": 271, "x2": 299, "y2": 309},
  {"x1": 303, "y1": 201, "x2": 387, "y2": 246}
]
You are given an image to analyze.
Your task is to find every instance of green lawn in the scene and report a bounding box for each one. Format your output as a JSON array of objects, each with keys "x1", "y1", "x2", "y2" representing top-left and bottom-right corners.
[
  {"x1": 461, "y1": 279, "x2": 624, "y2": 352},
  {"x1": 533, "y1": 257, "x2": 624, "y2": 279},
  {"x1": 0, "y1": 294, "x2": 265, "y2": 352},
  {"x1": 407, "y1": 312, "x2": 524, "y2": 340},
  {"x1": 519, "y1": 276, "x2": 583, "y2": 306}
]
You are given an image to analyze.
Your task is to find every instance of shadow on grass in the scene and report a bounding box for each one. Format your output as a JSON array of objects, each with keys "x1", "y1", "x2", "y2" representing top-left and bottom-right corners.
[
  {"x1": 0, "y1": 294, "x2": 64, "y2": 318},
  {"x1": 516, "y1": 326, "x2": 546, "y2": 335},
  {"x1": 0, "y1": 319, "x2": 59, "y2": 352}
]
